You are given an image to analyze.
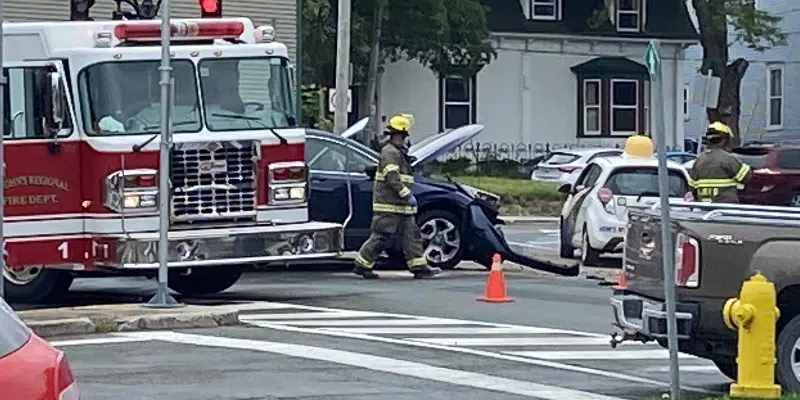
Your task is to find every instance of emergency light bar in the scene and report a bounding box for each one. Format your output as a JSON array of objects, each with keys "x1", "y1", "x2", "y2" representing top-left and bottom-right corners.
[{"x1": 113, "y1": 20, "x2": 245, "y2": 41}]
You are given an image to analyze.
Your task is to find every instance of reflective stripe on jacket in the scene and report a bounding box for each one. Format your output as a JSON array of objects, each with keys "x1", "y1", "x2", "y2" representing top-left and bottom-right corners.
[
  {"x1": 373, "y1": 142, "x2": 416, "y2": 214},
  {"x1": 689, "y1": 148, "x2": 752, "y2": 203}
]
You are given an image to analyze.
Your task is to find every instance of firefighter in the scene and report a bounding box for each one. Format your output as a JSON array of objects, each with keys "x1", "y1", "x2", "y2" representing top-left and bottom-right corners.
[
  {"x1": 688, "y1": 121, "x2": 752, "y2": 203},
  {"x1": 353, "y1": 113, "x2": 442, "y2": 280}
]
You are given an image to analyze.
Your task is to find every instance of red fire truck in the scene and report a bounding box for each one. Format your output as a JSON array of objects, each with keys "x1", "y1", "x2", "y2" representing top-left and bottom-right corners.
[{"x1": 2, "y1": 17, "x2": 343, "y2": 302}]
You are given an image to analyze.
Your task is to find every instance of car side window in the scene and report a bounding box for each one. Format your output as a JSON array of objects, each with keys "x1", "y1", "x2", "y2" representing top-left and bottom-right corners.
[
  {"x1": 307, "y1": 137, "x2": 374, "y2": 173},
  {"x1": 584, "y1": 165, "x2": 603, "y2": 186},
  {"x1": 777, "y1": 150, "x2": 800, "y2": 170}
]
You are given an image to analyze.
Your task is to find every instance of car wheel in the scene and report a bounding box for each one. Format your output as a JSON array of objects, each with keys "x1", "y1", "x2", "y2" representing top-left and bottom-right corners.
[
  {"x1": 168, "y1": 268, "x2": 243, "y2": 296},
  {"x1": 775, "y1": 313, "x2": 800, "y2": 390},
  {"x1": 789, "y1": 192, "x2": 800, "y2": 207},
  {"x1": 418, "y1": 209, "x2": 463, "y2": 270},
  {"x1": 712, "y1": 359, "x2": 737, "y2": 381},
  {"x1": 559, "y1": 217, "x2": 576, "y2": 258},
  {"x1": 581, "y1": 227, "x2": 600, "y2": 266},
  {"x1": 3, "y1": 266, "x2": 73, "y2": 303}
]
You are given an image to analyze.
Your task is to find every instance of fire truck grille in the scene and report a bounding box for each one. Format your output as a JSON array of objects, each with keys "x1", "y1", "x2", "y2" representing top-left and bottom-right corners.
[{"x1": 171, "y1": 140, "x2": 257, "y2": 221}]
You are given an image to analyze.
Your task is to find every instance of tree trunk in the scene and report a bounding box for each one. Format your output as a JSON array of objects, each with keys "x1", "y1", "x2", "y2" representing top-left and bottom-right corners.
[
  {"x1": 363, "y1": 0, "x2": 386, "y2": 143},
  {"x1": 703, "y1": 59, "x2": 749, "y2": 148}
]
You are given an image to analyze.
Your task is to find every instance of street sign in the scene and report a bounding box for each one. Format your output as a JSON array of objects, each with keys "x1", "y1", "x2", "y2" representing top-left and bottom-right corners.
[
  {"x1": 644, "y1": 41, "x2": 661, "y2": 76},
  {"x1": 644, "y1": 39, "x2": 681, "y2": 400},
  {"x1": 691, "y1": 72, "x2": 721, "y2": 109},
  {"x1": 328, "y1": 88, "x2": 352, "y2": 113}
]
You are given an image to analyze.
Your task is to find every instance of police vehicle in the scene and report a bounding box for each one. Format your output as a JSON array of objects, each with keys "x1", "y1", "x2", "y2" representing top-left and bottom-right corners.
[{"x1": 557, "y1": 138, "x2": 692, "y2": 265}]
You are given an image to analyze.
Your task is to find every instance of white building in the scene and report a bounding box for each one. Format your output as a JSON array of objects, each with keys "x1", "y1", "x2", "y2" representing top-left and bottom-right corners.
[{"x1": 379, "y1": 0, "x2": 699, "y2": 160}]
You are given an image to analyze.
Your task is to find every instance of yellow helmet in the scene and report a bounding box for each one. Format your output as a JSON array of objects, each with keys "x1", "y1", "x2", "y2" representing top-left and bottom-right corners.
[
  {"x1": 385, "y1": 113, "x2": 414, "y2": 135},
  {"x1": 706, "y1": 121, "x2": 733, "y2": 137},
  {"x1": 623, "y1": 134, "x2": 654, "y2": 157}
]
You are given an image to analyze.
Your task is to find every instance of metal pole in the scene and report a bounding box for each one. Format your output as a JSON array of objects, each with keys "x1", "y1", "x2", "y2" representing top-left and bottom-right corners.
[
  {"x1": 332, "y1": 0, "x2": 351, "y2": 134},
  {"x1": 695, "y1": 69, "x2": 712, "y2": 154},
  {"x1": 650, "y1": 40, "x2": 680, "y2": 398},
  {"x1": 295, "y1": 0, "x2": 303, "y2": 123},
  {"x1": 0, "y1": 2, "x2": 5, "y2": 299},
  {"x1": 144, "y1": 0, "x2": 181, "y2": 308}
]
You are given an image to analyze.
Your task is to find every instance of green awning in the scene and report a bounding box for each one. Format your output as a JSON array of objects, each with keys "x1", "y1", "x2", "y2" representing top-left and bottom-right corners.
[{"x1": 570, "y1": 57, "x2": 650, "y2": 79}]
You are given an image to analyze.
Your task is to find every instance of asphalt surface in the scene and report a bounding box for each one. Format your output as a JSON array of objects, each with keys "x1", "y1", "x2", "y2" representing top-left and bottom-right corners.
[
  {"x1": 504, "y1": 222, "x2": 621, "y2": 268},
  {"x1": 21, "y1": 222, "x2": 728, "y2": 400}
]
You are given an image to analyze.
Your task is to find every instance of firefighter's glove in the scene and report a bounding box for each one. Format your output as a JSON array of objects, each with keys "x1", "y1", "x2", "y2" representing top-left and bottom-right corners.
[{"x1": 408, "y1": 195, "x2": 418, "y2": 207}]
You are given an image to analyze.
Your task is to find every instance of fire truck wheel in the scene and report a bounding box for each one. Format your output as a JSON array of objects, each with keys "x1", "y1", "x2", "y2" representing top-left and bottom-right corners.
[
  {"x1": 167, "y1": 268, "x2": 243, "y2": 296},
  {"x1": 3, "y1": 267, "x2": 73, "y2": 303}
]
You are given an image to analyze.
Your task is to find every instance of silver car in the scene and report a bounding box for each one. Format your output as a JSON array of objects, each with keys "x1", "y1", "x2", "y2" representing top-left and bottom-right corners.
[{"x1": 531, "y1": 148, "x2": 624, "y2": 184}]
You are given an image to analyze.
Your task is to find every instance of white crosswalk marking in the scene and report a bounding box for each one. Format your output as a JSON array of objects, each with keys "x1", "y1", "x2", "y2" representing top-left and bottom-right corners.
[{"x1": 235, "y1": 301, "x2": 712, "y2": 370}]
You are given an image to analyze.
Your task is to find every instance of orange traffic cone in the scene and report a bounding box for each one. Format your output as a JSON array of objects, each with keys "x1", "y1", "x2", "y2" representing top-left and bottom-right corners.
[
  {"x1": 477, "y1": 254, "x2": 514, "y2": 303},
  {"x1": 612, "y1": 270, "x2": 627, "y2": 290}
]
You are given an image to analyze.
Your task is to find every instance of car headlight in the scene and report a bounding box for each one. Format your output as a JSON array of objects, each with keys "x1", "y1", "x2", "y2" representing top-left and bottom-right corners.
[
  {"x1": 272, "y1": 186, "x2": 306, "y2": 201},
  {"x1": 458, "y1": 183, "x2": 500, "y2": 205},
  {"x1": 103, "y1": 169, "x2": 159, "y2": 212}
]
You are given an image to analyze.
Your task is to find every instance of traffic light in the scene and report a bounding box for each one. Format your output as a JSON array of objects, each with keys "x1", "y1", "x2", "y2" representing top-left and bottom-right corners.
[
  {"x1": 70, "y1": 0, "x2": 95, "y2": 21},
  {"x1": 199, "y1": 0, "x2": 222, "y2": 18}
]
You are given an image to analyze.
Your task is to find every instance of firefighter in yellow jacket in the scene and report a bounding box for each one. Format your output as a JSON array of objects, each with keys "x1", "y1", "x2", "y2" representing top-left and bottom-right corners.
[
  {"x1": 689, "y1": 121, "x2": 752, "y2": 203},
  {"x1": 353, "y1": 114, "x2": 443, "y2": 279}
]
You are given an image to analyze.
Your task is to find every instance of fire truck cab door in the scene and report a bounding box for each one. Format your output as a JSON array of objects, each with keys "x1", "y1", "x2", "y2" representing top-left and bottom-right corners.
[{"x1": 3, "y1": 60, "x2": 83, "y2": 263}]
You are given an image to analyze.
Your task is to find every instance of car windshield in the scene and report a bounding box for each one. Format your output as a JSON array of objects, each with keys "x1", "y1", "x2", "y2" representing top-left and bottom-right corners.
[
  {"x1": 0, "y1": 298, "x2": 31, "y2": 359},
  {"x1": 544, "y1": 152, "x2": 580, "y2": 165},
  {"x1": 80, "y1": 60, "x2": 202, "y2": 135},
  {"x1": 605, "y1": 167, "x2": 688, "y2": 197},
  {"x1": 199, "y1": 56, "x2": 295, "y2": 131}
]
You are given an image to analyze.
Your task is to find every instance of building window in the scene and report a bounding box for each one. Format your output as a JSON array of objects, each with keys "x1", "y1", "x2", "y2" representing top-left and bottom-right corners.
[
  {"x1": 616, "y1": 0, "x2": 644, "y2": 32},
  {"x1": 583, "y1": 80, "x2": 602, "y2": 135},
  {"x1": 529, "y1": 0, "x2": 560, "y2": 20},
  {"x1": 683, "y1": 85, "x2": 690, "y2": 121},
  {"x1": 643, "y1": 81, "x2": 651, "y2": 132},
  {"x1": 439, "y1": 76, "x2": 476, "y2": 132},
  {"x1": 611, "y1": 79, "x2": 638, "y2": 135},
  {"x1": 766, "y1": 65, "x2": 783, "y2": 129}
]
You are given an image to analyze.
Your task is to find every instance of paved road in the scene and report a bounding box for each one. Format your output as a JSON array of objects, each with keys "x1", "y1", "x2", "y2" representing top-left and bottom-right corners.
[
  {"x1": 504, "y1": 222, "x2": 621, "y2": 268},
  {"x1": 46, "y1": 268, "x2": 728, "y2": 399}
]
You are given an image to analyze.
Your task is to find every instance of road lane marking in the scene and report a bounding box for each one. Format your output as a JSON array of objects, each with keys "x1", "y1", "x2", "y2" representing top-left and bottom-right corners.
[
  {"x1": 319, "y1": 327, "x2": 563, "y2": 335},
  {"x1": 508, "y1": 241, "x2": 558, "y2": 251},
  {"x1": 51, "y1": 336, "x2": 153, "y2": 347},
  {"x1": 539, "y1": 229, "x2": 560, "y2": 234},
  {"x1": 245, "y1": 320, "x2": 717, "y2": 394},
  {"x1": 645, "y1": 365, "x2": 720, "y2": 373},
  {"x1": 261, "y1": 318, "x2": 486, "y2": 327},
  {"x1": 238, "y1": 310, "x2": 382, "y2": 320},
  {"x1": 406, "y1": 337, "x2": 636, "y2": 346},
  {"x1": 121, "y1": 331, "x2": 627, "y2": 400},
  {"x1": 505, "y1": 350, "x2": 698, "y2": 360}
]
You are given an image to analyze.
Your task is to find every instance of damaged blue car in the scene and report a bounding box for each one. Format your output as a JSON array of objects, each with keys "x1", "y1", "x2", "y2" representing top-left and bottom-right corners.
[{"x1": 306, "y1": 119, "x2": 579, "y2": 276}]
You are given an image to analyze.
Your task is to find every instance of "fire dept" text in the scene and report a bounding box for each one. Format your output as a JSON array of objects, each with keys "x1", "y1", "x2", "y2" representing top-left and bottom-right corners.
[{"x1": 4, "y1": 194, "x2": 58, "y2": 206}]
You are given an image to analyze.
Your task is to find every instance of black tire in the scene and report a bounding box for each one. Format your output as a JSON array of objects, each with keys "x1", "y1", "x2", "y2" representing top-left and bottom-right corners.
[
  {"x1": 417, "y1": 209, "x2": 464, "y2": 270},
  {"x1": 581, "y1": 227, "x2": 601, "y2": 266},
  {"x1": 3, "y1": 268, "x2": 73, "y2": 303},
  {"x1": 559, "y1": 217, "x2": 576, "y2": 258},
  {"x1": 712, "y1": 359, "x2": 737, "y2": 381},
  {"x1": 776, "y1": 314, "x2": 800, "y2": 390},
  {"x1": 168, "y1": 268, "x2": 243, "y2": 296}
]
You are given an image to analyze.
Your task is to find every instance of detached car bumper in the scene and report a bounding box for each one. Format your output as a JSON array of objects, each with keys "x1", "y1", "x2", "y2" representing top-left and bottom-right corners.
[
  {"x1": 467, "y1": 204, "x2": 579, "y2": 276},
  {"x1": 99, "y1": 221, "x2": 343, "y2": 269},
  {"x1": 610, "y1": 290, "x2": 698, "y2": 339}
]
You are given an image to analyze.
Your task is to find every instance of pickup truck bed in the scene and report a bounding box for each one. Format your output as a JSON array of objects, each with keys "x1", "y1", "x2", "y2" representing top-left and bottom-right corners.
[{"x1": 610, "y1": 201, "x2": 800, "y2": 389}]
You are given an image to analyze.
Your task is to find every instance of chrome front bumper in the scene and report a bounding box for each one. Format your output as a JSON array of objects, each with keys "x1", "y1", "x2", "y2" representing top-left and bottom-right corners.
[
  {"x1": 610, "y1": 293, "x2": 694, "y2": 339},
  {"x1": 103, "y1": 221, "x2": 343, "y2": 269}
]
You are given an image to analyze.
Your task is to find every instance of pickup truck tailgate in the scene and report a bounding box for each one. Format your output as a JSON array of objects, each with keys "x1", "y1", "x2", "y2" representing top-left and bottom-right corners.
[{"x1": 622, "y1": 211, "x2": 674, "y2": 299}]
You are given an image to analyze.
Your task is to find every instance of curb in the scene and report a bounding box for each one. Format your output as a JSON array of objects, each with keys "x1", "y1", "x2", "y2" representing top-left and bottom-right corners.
[
  {"x1": 500, "y1": 216, "x2": 560, "y2": 223},
  {"x1": 22, "y1": 309, "x2": 241, "y2": 339}
]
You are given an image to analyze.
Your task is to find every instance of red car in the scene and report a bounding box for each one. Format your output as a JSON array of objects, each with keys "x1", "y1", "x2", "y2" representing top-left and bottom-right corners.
[
  {"x1": 732, "y1": 145, "x2": 800, "y2": 206},
  {"x1": 0, "y1": 299, "x2": 79, "y2": 400}
]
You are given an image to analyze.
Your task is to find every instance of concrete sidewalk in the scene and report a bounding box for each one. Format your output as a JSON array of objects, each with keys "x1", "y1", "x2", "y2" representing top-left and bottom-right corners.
[{"x1": 17, "y1": 303, "x2": 242, "y2": 338}]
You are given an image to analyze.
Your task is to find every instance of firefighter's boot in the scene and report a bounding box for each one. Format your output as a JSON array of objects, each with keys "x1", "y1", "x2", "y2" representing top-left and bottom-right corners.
[
  {"x1": 411, "y1": 265, "x2": 442, "y2": 279},
  {"x1": 352, "y1": 266, "x2": 380, "y2": 279}
]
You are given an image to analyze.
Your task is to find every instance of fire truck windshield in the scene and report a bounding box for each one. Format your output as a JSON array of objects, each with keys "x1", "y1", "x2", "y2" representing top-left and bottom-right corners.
[
  {"x1": 80, "y1": 59, "x2": 202, "y2": 135},
  {"x1": 80, "y1": 56, "x2": 296, "y2": 136},
  {"x1": 198, "y1": 56, "x2": 296, "y2": 131}
]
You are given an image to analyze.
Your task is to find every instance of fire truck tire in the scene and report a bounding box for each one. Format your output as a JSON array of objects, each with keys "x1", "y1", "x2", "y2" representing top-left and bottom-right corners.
[
  {"x1": 167, "y1": 268, "x2": 243, "y2": 296},
  {"x1": 3, "y1": 268, "x2": 73, "y2": 303}
]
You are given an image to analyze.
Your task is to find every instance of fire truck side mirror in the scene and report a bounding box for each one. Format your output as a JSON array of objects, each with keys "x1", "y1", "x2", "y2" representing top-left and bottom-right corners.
[{"x1": 45, "y1": 71, "x2": 66, "y2": 135}]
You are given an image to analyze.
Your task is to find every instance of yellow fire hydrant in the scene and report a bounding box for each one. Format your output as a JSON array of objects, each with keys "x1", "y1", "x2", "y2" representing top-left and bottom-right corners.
[{"x1": 721, "y1": 272, "x2": 781, "y2": 398}]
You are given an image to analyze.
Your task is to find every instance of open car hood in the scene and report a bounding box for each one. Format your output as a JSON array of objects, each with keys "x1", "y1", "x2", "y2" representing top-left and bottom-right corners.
[
  {"x1": 340, "y1": 117, "x2": 370, "y2": 139},
  {"x1": 410, "y1": 125, "x2": 484, "y2": 167}
]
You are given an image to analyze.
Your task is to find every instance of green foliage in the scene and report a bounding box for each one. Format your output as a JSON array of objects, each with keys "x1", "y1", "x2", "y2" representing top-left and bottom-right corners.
[
  {"x1": 300, "y1": 85, "x2": 333, "y2": 130},
  {"x1": 723, "y1": 0, "x2": 787, "y2": 51}
]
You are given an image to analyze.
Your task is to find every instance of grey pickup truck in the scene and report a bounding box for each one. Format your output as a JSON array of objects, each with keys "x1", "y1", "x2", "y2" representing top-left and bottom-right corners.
[{"x1": 610, "y1": 201, "x2": 800, "y2": 389}]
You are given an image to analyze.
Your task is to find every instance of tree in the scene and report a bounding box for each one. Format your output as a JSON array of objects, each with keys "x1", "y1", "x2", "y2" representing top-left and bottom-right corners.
[{"x1": 691, "y1": 0, "x2": 786, "y2": 144}]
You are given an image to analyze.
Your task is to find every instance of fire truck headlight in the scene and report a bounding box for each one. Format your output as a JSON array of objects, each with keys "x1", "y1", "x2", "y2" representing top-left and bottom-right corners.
[
  {"x1": 122, "y1": 194, "x2": 157, "y2": 209},
  {"x1": 289, "y1": 187, "x2": 305, "y2": 200}
]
